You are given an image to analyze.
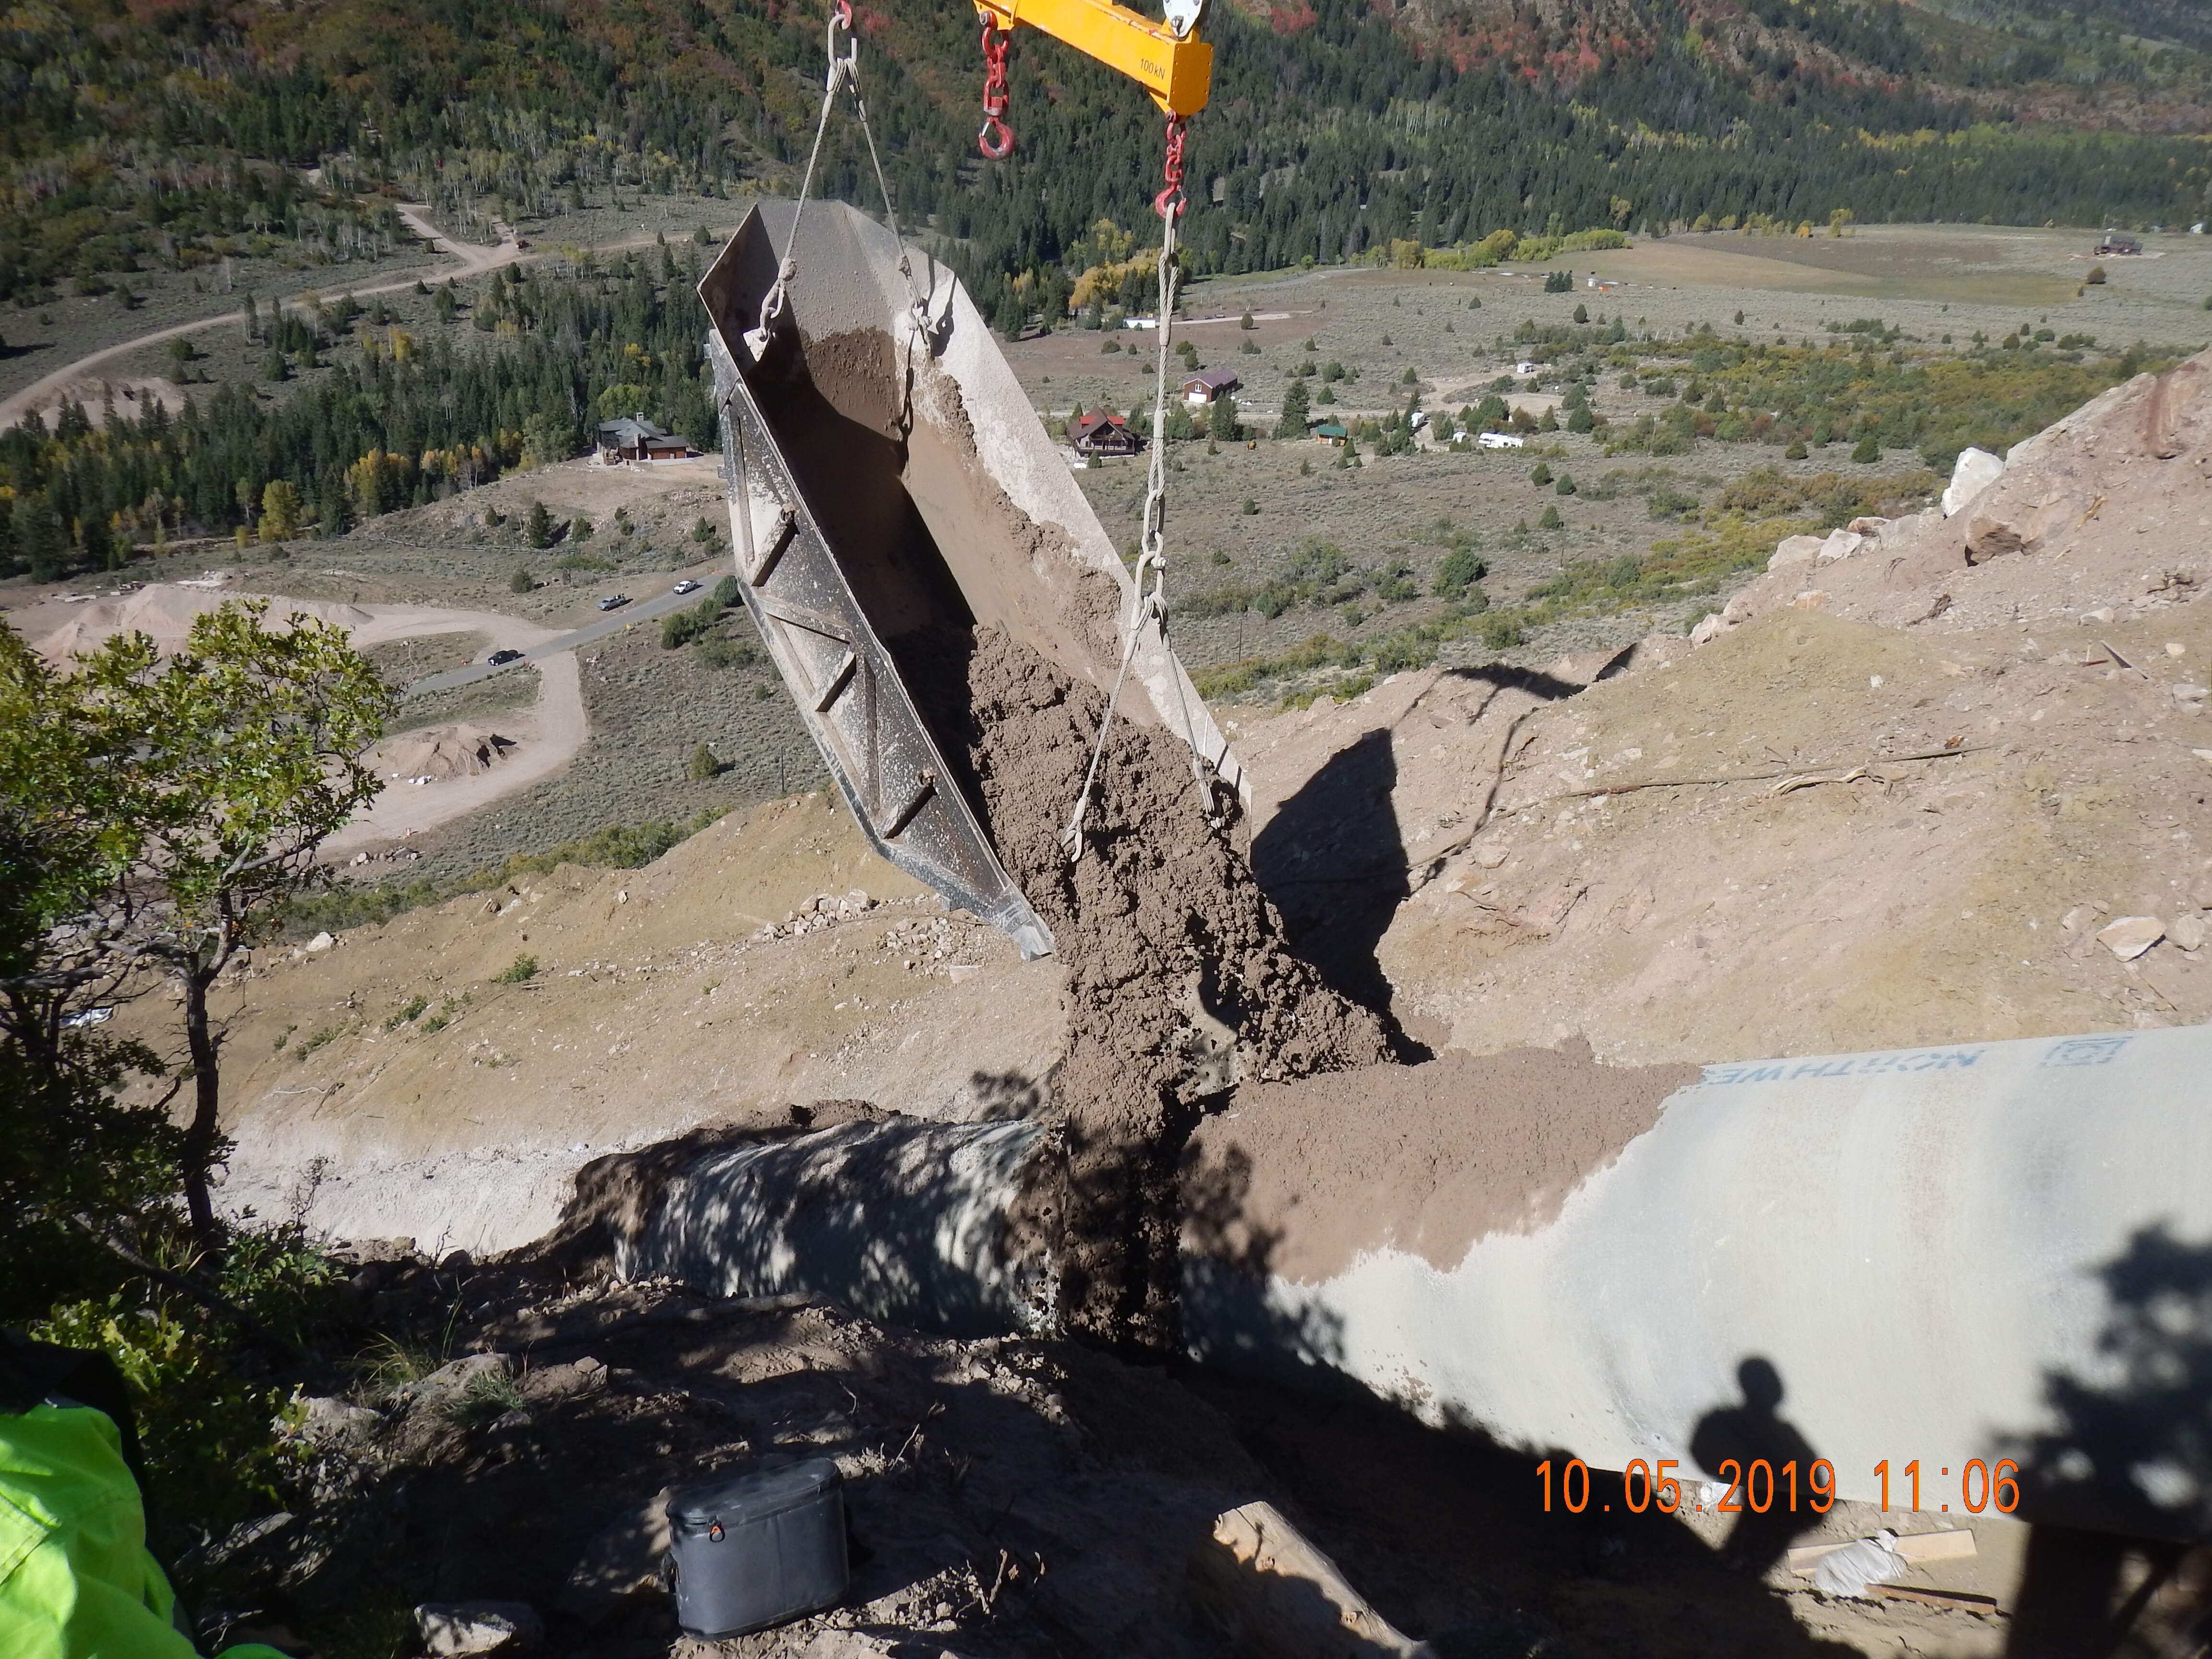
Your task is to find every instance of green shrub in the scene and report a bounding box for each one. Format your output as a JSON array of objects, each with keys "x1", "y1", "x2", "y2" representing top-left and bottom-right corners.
[
  {"x1": 383, "y1": 995, "x2": 429, "y2": 1030},
  {"x1": 695, "y1": 636, "x2": 760, "y2": 672},
  {"x1": 1433, "y1": 545, "x2": 1487, "y2": 597},
  {"x1": 493, "y1": 954, "x2": 537, "y2": 984},
  {"x1": 31, "y1": 1227, "x2": 344, "y2": 1550},
  {"x1": 443, "y1": 1367, "x2": 527, "y2": 1429},
  {"x1": 508, "y1": 567, "x2": 535, "y2": 593}
]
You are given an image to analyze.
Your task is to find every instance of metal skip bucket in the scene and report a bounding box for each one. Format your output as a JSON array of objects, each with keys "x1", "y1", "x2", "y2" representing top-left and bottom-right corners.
[{"x1": 696, "y1": 200, "x2": 1242, "y2": 959}]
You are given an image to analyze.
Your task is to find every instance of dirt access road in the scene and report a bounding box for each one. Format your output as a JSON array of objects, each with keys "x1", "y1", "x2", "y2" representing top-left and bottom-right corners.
[
  {"x1": 0, "y1": 206, "x2": 524, "y2": 433},
  {"x1": 16, "y1": 580, "x2": 601, "y2": 860},
  {"x1": 328, "y1": 572, "x2": 727, "y2": 857}
]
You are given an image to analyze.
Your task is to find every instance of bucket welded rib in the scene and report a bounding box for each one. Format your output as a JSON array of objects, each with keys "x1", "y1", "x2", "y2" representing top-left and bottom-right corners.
[
  {"x1": 706, "y1": 332, "x2": 1053, "y2": 958},
  {"x1": 696, "y1": 200, "x2": 1244, "y2": 959}
]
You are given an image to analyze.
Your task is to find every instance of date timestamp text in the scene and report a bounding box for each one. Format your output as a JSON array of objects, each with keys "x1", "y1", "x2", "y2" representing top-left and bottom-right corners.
[{"x1": 1537, "y1": 1457, "x2": 2024, "y2": 1515}]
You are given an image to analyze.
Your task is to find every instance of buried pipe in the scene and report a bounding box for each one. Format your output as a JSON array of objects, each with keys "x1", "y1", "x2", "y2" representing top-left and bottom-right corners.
[
  {"x1": 616, "y1": 1025, "x2": 2212, "y2": 1541},
  {"x1": 617, "y1": 1117, "x2": 1059, "y2": 1341}
]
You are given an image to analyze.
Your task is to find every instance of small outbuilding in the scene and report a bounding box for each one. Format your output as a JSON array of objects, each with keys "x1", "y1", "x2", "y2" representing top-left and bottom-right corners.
[
  {"x1": 1312, "y1": 422, "x2": 1348, "y2": 447},
  {"x1": 2094, "y1": 230, "x2": 2143, "y2": 256},
  {"x1": 1180, "y1": 367, "x2": 1242, "y2": 406}
]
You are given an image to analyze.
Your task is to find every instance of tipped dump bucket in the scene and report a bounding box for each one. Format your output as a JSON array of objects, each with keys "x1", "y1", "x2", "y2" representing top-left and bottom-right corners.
[{"x1": 697, "y1": 201, "x2": 1242, "y2": 959}]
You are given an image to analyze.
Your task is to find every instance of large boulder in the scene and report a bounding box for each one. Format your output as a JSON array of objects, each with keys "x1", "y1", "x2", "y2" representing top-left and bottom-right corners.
[
  {"x1": 1767, "y1": 534, "x2": 1825, "y2": 573},
  {"x1": 1941, "y1": 447, "x2": 2005, "y2": 517}
]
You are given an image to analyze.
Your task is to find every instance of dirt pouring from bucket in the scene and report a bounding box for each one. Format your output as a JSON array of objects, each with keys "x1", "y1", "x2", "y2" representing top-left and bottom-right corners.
[{"x1": 894, "y1": 622, "x2": 1394, "y2": 1349}]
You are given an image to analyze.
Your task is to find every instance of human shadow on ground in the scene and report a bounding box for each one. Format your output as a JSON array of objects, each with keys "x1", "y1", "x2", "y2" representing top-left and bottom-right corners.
[
  {"x1": 1178, "y1": 1153, "x2": 1860, "y2": 1656},
  {"x1": 1689, "y1": 1357, "x2": 1825, "y2": 1580},
  {"x1": 1180, "y1": 1358, "x2": 1866, "y2": 1659}
]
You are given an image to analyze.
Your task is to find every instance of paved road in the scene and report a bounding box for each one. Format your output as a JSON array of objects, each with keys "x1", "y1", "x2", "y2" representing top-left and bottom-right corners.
[{"x1": 402, "y1": 577, "x2": 720, "y2": 696}]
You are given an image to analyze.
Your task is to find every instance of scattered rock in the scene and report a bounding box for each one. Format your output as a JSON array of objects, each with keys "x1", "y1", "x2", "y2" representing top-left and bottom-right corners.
[
  {"x1": 2173, "y1": 914, "x2": 2207, "y2": 953},
  {"x1": 305, "y1": 932, "x2": 335, "y2": 953},
  {"x1": 1189, "y1": 1500, "x2": 1434, "y2": 1659},
  {"x1": 1816, "y1": 529, "x2": 1865, "y2": 563},
  {"x1": 1767, "y1": 535, "x2": 1824, "y2": 572},
  {"x1": 802, "y1": 1634, "x2": 944, "y2": 1659},
  {"x1": 413, "y1": 1600, "x2": 543, "y2": 1655},
  {"x1": 293, "y1": 1395, "x2": 383, "y2": 1447},
  {"x1": 1942, "y1": 446, "x2": 2005, "y2": 517},
  {"x1": 2098, "y1": 916, "x2": 2164, "y2": 961},
  {"x1": 394, "y1": 1352, "x2": 510, "y2": 1412}
]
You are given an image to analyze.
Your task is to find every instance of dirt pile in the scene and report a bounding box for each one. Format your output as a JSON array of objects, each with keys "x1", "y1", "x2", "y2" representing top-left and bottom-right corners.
[
  {"x1": 34, "y1": 582, "x2": 379, "y2": 661},
  {"x1": 368, "y1": 722, "x2": 516, "y2": 781},
  {"x1": 1184, "y1": 1040, "x2": 1699, "y2": 1284},
  {"x1": 1702, "y1": 349, "x2": 2212, "y2": 641},
  {"x1": 897, "y1": 624, "x2": 1391, "y2": 1347}
]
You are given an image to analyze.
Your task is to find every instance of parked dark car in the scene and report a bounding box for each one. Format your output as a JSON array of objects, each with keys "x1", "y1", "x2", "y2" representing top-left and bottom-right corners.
[{"x1": 487, "y1": 649, "x2": 525, "y2": 666}]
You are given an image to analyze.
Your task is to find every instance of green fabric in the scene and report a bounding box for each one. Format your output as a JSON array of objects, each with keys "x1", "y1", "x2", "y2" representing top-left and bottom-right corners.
[{"x1": 0, "y1": 1401, "x2": 290, "y2": 1659}]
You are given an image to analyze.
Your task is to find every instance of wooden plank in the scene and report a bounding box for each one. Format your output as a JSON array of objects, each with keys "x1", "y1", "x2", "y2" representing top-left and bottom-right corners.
[{"x1": 1787, "y1": 1529, "x2": 1978, "y2": 1575}]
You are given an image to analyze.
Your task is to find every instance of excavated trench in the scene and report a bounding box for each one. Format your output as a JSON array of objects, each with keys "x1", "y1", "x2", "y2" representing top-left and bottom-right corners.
[{"x1": 590, "y1": 205, "x2": 2212, "y2": 1548}]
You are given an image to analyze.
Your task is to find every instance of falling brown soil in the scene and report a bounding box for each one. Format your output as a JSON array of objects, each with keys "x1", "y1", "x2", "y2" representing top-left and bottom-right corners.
[
  {"x1": 895, "y1": 623, "x2": 1392, "y2": 1349},
  {"x1": 1182, "y1": 1039, "x2": 1702, "y2": 1283}
]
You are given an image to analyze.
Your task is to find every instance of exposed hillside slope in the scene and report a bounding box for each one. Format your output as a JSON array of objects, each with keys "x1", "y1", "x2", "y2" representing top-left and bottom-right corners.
[{"x1": 1241, "y1": 350, "x2": 2212, "y2": 1062}]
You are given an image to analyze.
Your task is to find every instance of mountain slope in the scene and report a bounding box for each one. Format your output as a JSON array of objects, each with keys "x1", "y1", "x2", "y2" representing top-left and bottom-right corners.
[{"x1": 3, "y1": 0, "x2": 2210, "y2": 328}]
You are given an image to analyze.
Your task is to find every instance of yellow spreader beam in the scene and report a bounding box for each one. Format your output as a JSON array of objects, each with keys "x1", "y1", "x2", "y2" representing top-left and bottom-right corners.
[{"x1": 974, "y1": 0, "x2": 1212, "y2": 117}]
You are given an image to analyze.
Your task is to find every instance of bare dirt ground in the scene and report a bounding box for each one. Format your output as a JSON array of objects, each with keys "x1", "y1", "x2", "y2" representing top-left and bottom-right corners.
[
  {"x1": 1233, "y1": 351, "x2": 2212, "y2": 1067},
  {"x1": 189, "y1": 793, "x2": 1056, "y2": 1258},
  {"x1": 237, "y1": 1246, "x2": 2076, "y2": 1659},
  {"x1": 14, "y1": 582, "x2": 591, "y2": 862},
  {"x1": 74, "y1": 255, "x2": 2212, "y2": 1659}
]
